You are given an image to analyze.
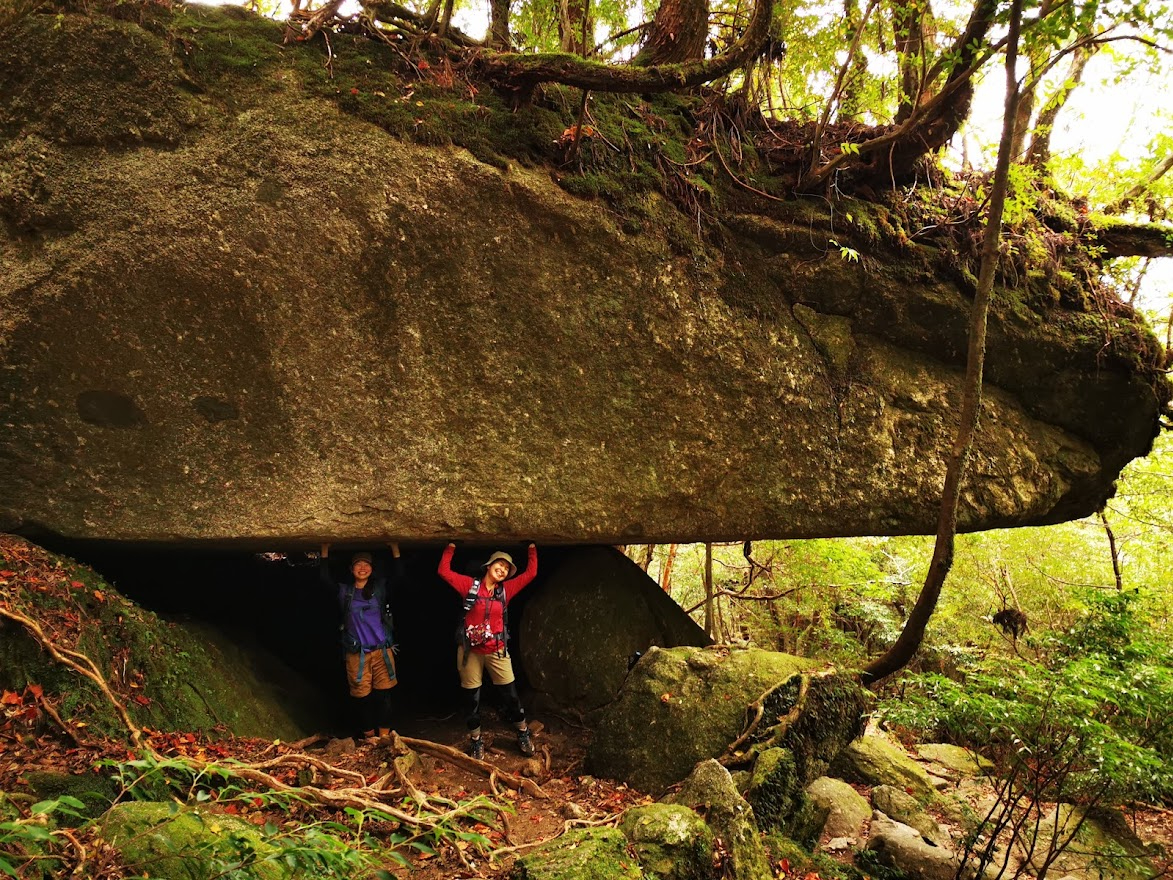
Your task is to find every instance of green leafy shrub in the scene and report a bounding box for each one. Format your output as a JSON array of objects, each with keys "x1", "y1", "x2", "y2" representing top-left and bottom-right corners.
[{"x1": 886, "y1": 589, "x2": 1173, "y2": 807}]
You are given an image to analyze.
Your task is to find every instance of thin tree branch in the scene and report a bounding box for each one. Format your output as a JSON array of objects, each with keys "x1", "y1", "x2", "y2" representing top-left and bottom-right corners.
[{"x1": 863, "y1": 0, "x2": 1025, "y2": 685}]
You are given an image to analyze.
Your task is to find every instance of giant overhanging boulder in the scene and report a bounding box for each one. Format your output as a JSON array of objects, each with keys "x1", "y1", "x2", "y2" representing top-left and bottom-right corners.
[{"x1": 1, "y1": 8, "x2": 1168, "y2": 547}]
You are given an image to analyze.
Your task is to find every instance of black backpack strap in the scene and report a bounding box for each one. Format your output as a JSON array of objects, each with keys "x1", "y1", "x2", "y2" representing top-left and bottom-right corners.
[
  {"x1": 341, "y1": 583, "x2": 356, "y2": 628},
  {"x1": 373, "y1": 579, "x2": 394, "y2": 640},
  {"x1": 499, "y1": 584, "x2": 510, "y2": 658},
  {"x1": 462, "y1": 579, "x2": 482, "y2": 612}
]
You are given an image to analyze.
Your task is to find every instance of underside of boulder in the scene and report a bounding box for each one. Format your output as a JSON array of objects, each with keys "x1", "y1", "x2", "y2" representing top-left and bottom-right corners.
[{"x1": 1, "y1": 8, "x2": 1168, "y2": 548}]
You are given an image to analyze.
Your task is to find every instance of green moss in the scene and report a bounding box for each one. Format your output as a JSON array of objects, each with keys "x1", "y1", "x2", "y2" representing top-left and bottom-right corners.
[
  {"x1": 168, "y1": 5, "x2": 285, "y2": 81},
  {"x1": 830, "y1": 735, "x2": 939, "y2": 805},
  {"x1": 0, "y1": 538, "x2": 304, "y2": 741},
  {"x1": 854, "y1": 847, "x2": 911, "y2": 880},
  {"x1": 745, "y1": 747, "x2": 801, "y2": 831},
  {"x1": 765, "y1": 834, "x2": 869, "y2": 880},
  {"x1": 22, "y1": 771, "x2": 120, "y2": 826},
  {"x1": 513, "y1": 827, "x2": 646, "y2": 880},
  {"x1": 619, "y1": 804, "x2": 713, "y2": 880},
  {"x1": 101, "y1": 801, "x2": 290, "y2": 880}
]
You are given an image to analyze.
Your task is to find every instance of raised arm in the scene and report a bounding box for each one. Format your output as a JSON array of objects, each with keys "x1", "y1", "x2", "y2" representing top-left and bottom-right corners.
[
  {"x1": 387, "y1": 541, "x2": 406, "y2": 583},
  {"x1": 505, "y1": 543, "x2": 538, "y2": 601},
  {"x1": 437, "y1": 542, "x2": 473, "y2": 594},
  {"x1": 319, "y1": 542, "x2": 337, "y2": 588}
]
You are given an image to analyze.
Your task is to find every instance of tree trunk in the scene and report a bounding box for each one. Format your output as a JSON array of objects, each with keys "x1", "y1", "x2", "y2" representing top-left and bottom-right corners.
[
  {"x1": 638, "y1": 543, "x2": 656, "y2": 572},
  {"x1": 1106, "y1": 151, "x2": 1173, "y2": 215},
  {"x1": 892, "y1": 0, "x2": 934, "y2": 124},
  {"x1": 1099, "y1": 510, "x2": 1124, "y2": 591},
  {"x1": 1165, "y1": 302, "x2": 1173, "y2": 367},
  {"x1": 1027, "y1": 43, "x2": 1094, "y2": 170},
  {"x1": 703, "y1": 542, "x2": 715, "y2": 637},
  {"x1": 634, "y1": 0, "x2": 709, "y2": 66},
  {"x1": 1010, "y1": 77, "x2": 1036, "y2": 160},
  {"x1": 477, "y1": 0, "x2": 770, "y2": 99},
  {"x1": 1093, "y1": 222, "x2": 1173, "y2": 259},
  {"x1": 558, "y1": 0, "x2": 593, "y2": 55},
  {"x1": 836, "y1": 0, "x2": 873, "y2": 121},
  {"x1": 800, "y1": 0, "x2": 997, "y2": 190},
  {"x1": 862, "y1": 0, "x2": 1024, "y2": 686},
  {"x1": 488, "y1": 0, "x2": 511, "y2": 50},
  {"x1": 660, "y1": 543, "x2": 679, "y2": 591},
  {"x1": 1008, "y1": 0, "x2": 1052, "y2": 160}
]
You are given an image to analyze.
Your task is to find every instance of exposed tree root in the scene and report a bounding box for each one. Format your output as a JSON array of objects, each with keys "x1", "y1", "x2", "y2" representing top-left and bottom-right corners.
[
  {"x1": 33, "y1": 691, "x2": 84, "y2": 747},
  {"x1": 721, "y1": 673, "x2": 811, "y2": 766},
  {"x1": 0, "y1": 604, "x2": 143, "y2": 747},
  {"x1": 1, "y1": 574, "x2": 518, "y2": 840},
  {"x1": 488, "y1": 812, "x2": 623, "y2": 861},
  {"x1": 400, "y1": 735, "x2": 547, "y2": 799}
]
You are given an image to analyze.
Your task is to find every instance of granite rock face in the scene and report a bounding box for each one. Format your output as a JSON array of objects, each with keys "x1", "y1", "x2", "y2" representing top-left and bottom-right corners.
[
  {"x1": 1, "y1": 9, "x2": 1168, "y2": 548},
  {"x1": 520, "y1": 546, "x2": 711, "y2": 715}
]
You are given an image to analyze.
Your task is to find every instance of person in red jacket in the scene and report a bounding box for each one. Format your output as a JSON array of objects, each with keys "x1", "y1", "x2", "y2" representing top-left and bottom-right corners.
[{"x1": 438, "y1": 542, "x2": 538, "y2": 759}]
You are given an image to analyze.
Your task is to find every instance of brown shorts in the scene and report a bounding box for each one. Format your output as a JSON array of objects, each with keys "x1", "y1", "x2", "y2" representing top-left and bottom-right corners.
[
  {"x1": 457, "y1": 648, "x2": 515, "y2": 689},
  {"x1": 345, "y1": 648, "x2": 397, "y2": 698}
]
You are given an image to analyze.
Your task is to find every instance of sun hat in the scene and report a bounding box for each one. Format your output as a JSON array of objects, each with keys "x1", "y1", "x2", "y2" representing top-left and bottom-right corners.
[{"x1": 483, "y1": 551, "x2": 517, "y2": 579}]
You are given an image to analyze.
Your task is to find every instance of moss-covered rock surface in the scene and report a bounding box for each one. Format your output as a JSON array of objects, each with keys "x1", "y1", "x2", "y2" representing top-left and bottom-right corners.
[
  {"x1": 100, "y1": 801, "x2": 290, "y2": 880},
  {"x1": 804, "y1": 776, "x2": 870, "y2": 841},
  {"x1": 587, "y1": 646, "x2": 867, "y2": 795},
  {"x1": 665, "y1": 760, "x2": 772, "y2": 880},
  {"x1": 832, "y1": 735, "x2": 940, "y2": 804},
  {"x1": 913, "y1": 744, "x2": 994, "y2": 777},
  {"x1": 619, "y1": 803, "x2": 714, "y2": 880},
  {"x1": 0, "y1": 535, "x2": 306, "y2": 740},
  {"x1": 512, "y1": 827, "x2": 647, "y2": 880},
  {"x1": 0, "y1": 5, "x2": 1168, "y2": 548},
  {"x1": 870, "y1": 784, "x2": 948, "y2": 847}
]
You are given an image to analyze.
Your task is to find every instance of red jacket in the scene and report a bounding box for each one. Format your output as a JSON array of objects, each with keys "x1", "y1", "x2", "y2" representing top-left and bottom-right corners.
[{"x1": 439, "y1": 544, "x2": 538, "y2": 655}]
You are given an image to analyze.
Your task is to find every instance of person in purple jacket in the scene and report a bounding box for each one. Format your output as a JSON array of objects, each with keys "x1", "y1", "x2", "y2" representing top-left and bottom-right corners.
[{"x1": 320, "y1": 542, "x2": 402, "y2": 739}]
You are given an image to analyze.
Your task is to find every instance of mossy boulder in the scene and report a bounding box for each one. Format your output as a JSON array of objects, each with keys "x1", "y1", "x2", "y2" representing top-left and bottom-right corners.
[
  {"x1": 512, "y1": 827, "x2": 646, "y2": 880},
  {"x1": 832, "y1": 735, "x2": 938, "y2": 804},
  {"x1": 913, "y1": 744, "x2": 994, "y2": 777},
  {"x1": 0, "y1": 536, "x2": 307, "y2": 740},
  {"x1": 744, "y1": 747, "x2": 802, "y2": 832},
  {"x1": 21, "y1": 771, "x2": 120, "y2": 826},
  {"x1": 870, "y1": 785, "x2": 948, "y2": 847},
  {"x1": 865, "y1": 812, "x2": 978, "y2": 880},
  {"x1": 764, "y1": 834, "x2": 865, "y2": 880},
  {"x1": 588, "y1": 647, "x2": 867, "y2": 794},
  {"x1": 99, "y1": 801, "x2": 290, "y2": 880},
  {"x1": 2, "y1": 6, "x2": 1168, "y2": 549},
  {"x1": 520, "y1": 547, "x2": 711, "y2": 715},
  {"x1": 619, "y1": 803, "x2": 714, "y2": 880},
  {"x1": 1025, "y1": 805, "x2": 1156, "y2": 880},
  {"x1": 665, "y1": 760, "x2": 772, "y2": 880},
  {"x1": 805, "y1": 777, "x2": 871, "y2": 842}
]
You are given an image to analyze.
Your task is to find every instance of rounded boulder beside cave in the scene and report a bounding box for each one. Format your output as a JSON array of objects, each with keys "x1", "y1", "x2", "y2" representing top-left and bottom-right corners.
[{"x1": 519, "y1": 546, "x2": 711, "y2": 715}]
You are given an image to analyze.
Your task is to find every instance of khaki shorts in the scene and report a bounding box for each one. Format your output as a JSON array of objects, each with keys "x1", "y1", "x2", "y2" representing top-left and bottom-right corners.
[
  {"x1": 345, "y1": 649, "x2": 397, "y2": 698},
  {"x1": 458, "y1": 648, "x2": 516, "y2": 689}
]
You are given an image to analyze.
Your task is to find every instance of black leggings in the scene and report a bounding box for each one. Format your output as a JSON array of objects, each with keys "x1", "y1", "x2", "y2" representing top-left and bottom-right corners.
[
  {"x1": 464, "y1": 682, "x2": 525, "y2": 730},
  {"x1": 352, "y1": 688, "x2": 393, "y2": 733}
]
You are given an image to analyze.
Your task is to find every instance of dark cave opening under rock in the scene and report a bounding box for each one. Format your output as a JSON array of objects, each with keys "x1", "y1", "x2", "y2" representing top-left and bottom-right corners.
[{"x1": 41, "y1": 541, "x2": 576, "y2": 739}]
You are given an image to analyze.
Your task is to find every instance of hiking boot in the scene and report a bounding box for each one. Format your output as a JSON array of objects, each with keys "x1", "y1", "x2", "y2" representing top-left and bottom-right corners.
[
  {"x1": 517, "y1": 726, "x2": 535, "y2": 757},
  {"x1": 469, "y1": 736, "x2": 485, "y2": 761}
]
